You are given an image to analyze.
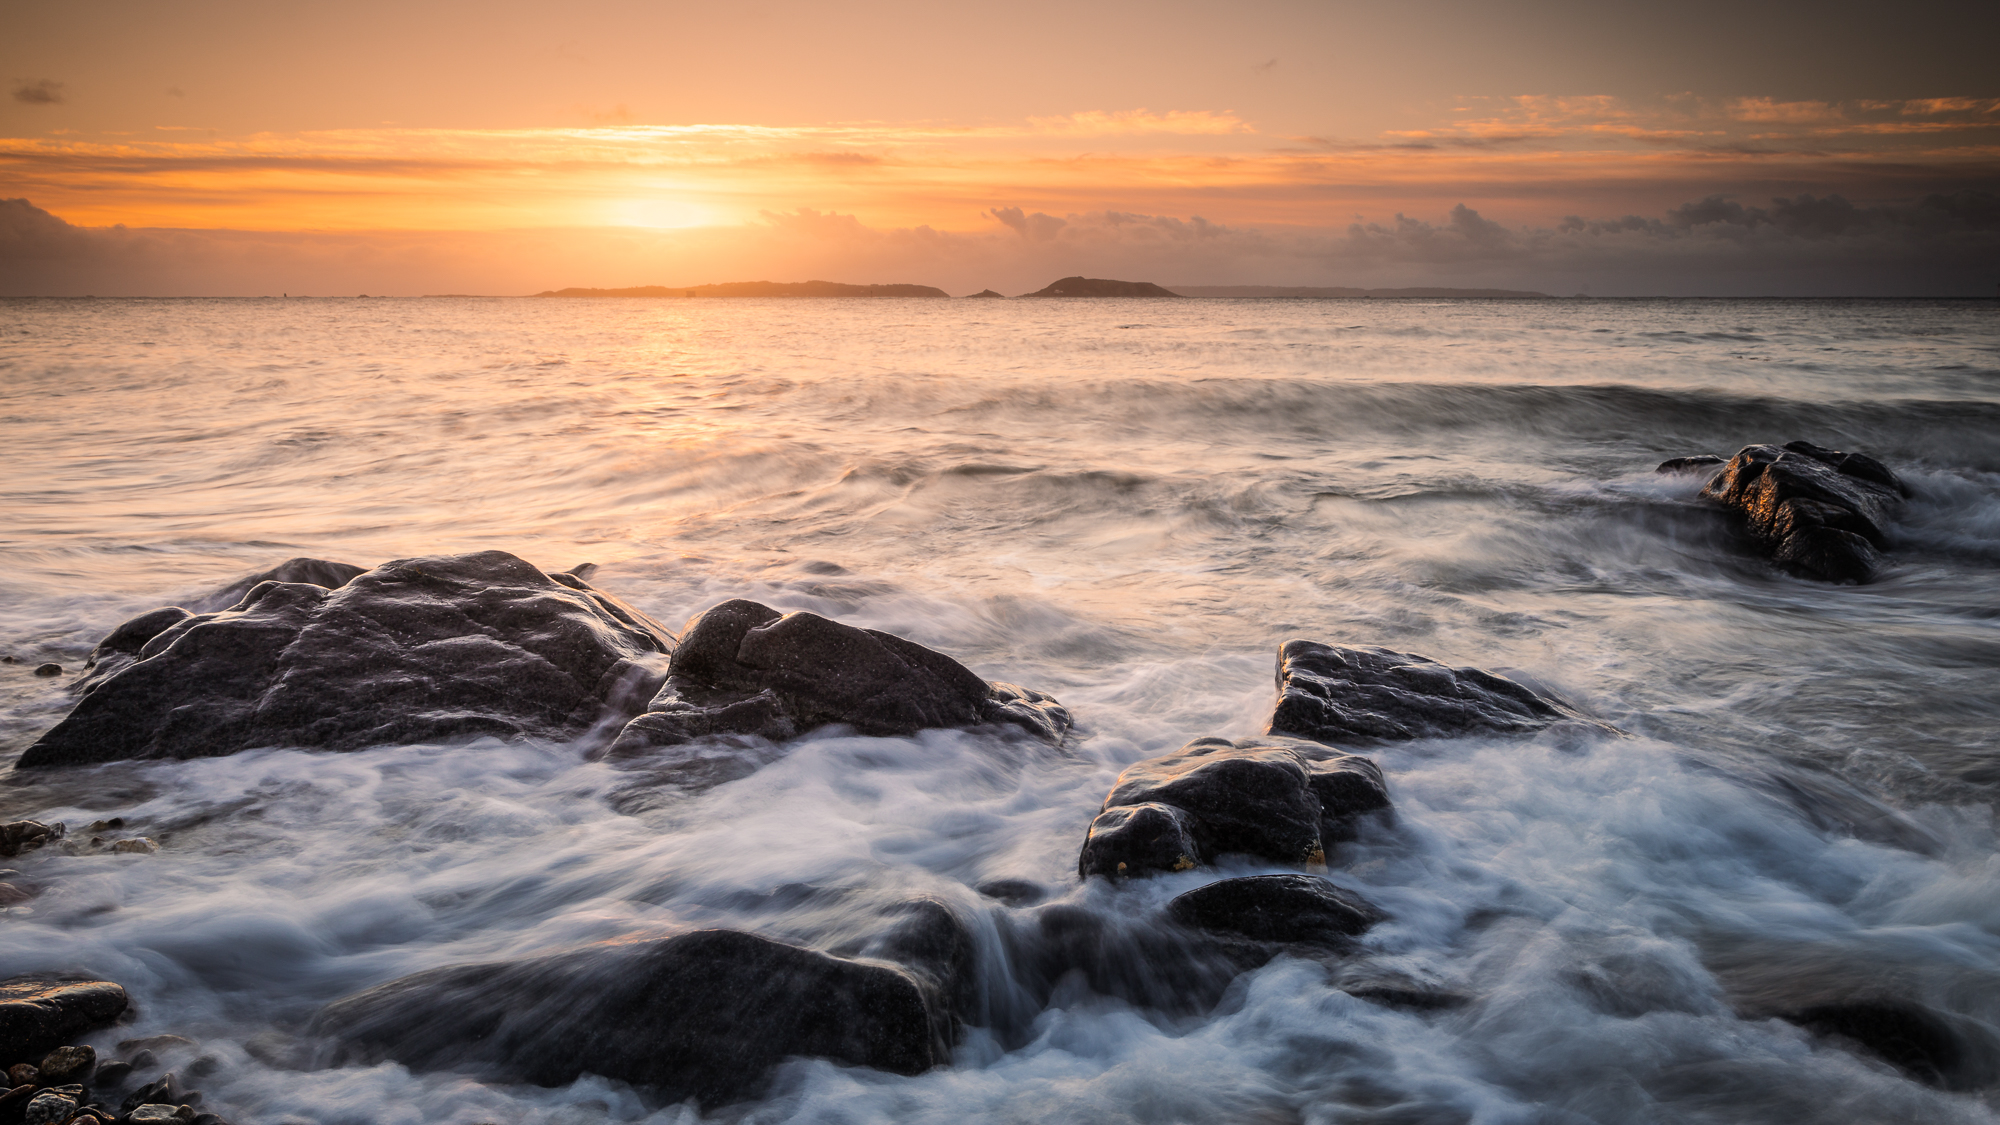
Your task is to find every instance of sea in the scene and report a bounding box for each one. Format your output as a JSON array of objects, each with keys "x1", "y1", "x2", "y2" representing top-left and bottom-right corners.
[{"x1": 1, "y1": 295, "x2": 1997, "y2": 1124}]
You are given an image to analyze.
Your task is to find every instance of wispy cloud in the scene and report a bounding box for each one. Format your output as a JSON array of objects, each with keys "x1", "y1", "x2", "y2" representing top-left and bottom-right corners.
[{"x1": 12, "y1": 79, "x2": 65, "y2": 106}]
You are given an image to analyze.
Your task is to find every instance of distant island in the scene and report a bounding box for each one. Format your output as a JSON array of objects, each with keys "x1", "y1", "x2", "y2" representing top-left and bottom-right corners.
[
  {"x1": 535, "y1": 281, "x2": 949, "y2": 298},
  {"x1": 1020, "y1": 277, "x2": 1182, "y2": 298},
  {"x1": 1170, "y1": 285, "x2": 1550, "y2": 299},
  {"x1": 965, "y1": 289, "x2": 1006, "y2": 299}
]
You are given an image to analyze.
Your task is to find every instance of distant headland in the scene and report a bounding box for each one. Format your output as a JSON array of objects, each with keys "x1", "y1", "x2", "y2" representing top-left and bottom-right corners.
[
  {"x1": 1171, "y1": 285, "x2": 1551, "y2": 298},
  {"x1": 535, "y1": 281, "x2": 949, "y2": 298},
  {"x1": 1020, "y1": 276, "x2": 1182, "y2": 297}
]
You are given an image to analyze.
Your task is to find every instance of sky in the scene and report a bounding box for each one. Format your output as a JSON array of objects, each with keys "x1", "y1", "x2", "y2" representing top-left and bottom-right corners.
[{"x1": 3, "y1": 0, "x2": 1997, "y2": 296}]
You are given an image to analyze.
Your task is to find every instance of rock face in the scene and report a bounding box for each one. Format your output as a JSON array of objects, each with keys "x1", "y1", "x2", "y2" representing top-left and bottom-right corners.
[
  {"x1": 0, "y1": 976, "x2": 128, "y2": 1065},
  {"x1": 608, "y1": 599, "x2": 1069, "y2": 754},
  {"x1": 1078, "y1": 736, "x2": 1389, "y2": 879},
  {"x1": 314, "y1": 920, "x2": 969, "y2": 1108},
  {"x1": 20, "y1": 552, "x2": 674, "y2": 768},
  {"x1": 1680, "y1": 441, "x2": 1909, "y2": 583},
  {"x1": 1166, "y1": 874, "x2": 1386, "y2": 946},
  {"x1": 1268, "y1": 640, "x2": 1597, "y2": 745},
  {"x1": 1019, "y1": 276, "x2": 1182, "y2": 298}
]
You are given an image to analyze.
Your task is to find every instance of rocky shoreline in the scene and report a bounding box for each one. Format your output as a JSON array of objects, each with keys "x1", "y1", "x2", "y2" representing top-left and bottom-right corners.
[{"x1": 3, "y1": 439, "x2": 1962, "y2": 1119}]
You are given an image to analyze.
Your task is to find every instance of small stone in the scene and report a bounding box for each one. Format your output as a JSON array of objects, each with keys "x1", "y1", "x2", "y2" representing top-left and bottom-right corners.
[
  {"x1": 23, "y1": 1090, "x2": 76, "y2": 1125},
  {"x1": 6, "y1": 1063, "x2": 36, "y2": 1086},
  {"x1": 32, "y1": 664, "x2": 61, "y2": 678},
  {"x1": 38, "y1": 1044, "x2": 94, "y2": 1084},
  {"x1": 91, "y1": 1060, "x2": 132, "y2": 1088},
  {"x1": 110, "y1": 838, "x2": 158, "y2": 855},
  {"x1": 84, "y1": 819, "x2": 125, "y2": 833},
  {"x1": 1, "y1": 655, "x2": 17, "y2": 663},
  {"x1": 129, "y1": 1105, "x2": 184, "y2": 1123}
]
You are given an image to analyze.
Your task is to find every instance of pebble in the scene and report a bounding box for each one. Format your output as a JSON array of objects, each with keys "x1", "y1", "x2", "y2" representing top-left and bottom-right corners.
[
  {"x1": 111, "y1": 838, "x2": 159, "y2": 855},
  {"x1": 23, "y1": 1091, "x2": 76, "y2": 1125},
  {"x1": 32, "y1": 664, "x2": 61, "y2": 677},
  {"x1": 37, "y1": 1044, "x2": 94, "y2": 1084}
]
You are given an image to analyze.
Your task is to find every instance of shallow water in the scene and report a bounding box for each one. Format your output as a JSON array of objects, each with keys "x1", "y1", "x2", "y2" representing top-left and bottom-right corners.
[{"x1": 1, "y1": 296, "x2": 1997, "y2": 1124}]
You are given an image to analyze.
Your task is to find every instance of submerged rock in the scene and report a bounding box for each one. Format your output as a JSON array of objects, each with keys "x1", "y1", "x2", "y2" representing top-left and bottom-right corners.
[
  {"x1": 0, "y1": 822, "x2": 64, "y2": 859},
  {"x1": 19, "y1": 551, "x2": 674, "y2": 768},
  {"x1": 314, "y1": 922, "x2": 967, "y2": 1108},
  {"x1": 608, "y1": 599, "x2": 1069, "y2": 755},
  {"x1": 1166, "y1": 874, "x2": 1385, "y2": 946},
  {"x1": 0, "y1": 976, "x2": 128, "y2": 1066},
  {"x1": 1681, "y1": 440, "x2": 1908, "y2": 583},
  {"x1": 1078, "y1": 736, "x2": 1389, "y2": 879},
  {"x1": 1267, "y1": 639, "x2": 1601, "y2": 745}
]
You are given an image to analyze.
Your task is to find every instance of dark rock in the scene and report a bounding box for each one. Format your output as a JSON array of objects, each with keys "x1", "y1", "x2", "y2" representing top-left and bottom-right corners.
[
  {"x1": 1692, "y1": 441, "x2": 1908, "y2": 583},
  {"x1": 999, "y1": 902, "x2": 1257, "y2": 1021},
  {"x1": 1078, "y1": 736, "x2": 1389, "y2": 880},
  {"x1": 0, "y1": 822, "x2": 64, "y2": 859},
  {"x1": 0, "y1": 885, "x2": 27, "y2": 907},
  {"x1": 0, "y1": 977, "x2": 127, "y2": 1065},
  {"x1": 973, "y1": 879, "x2": 1047, "y2": 907},
  {"x1": 313, "y1": 928, "x2": 958, "y2": 1108},
  {"x1": 88, "y1": 1061, "x2": 130, "y2": 1089},
  {"x1": 188, "y1": 557, "x2": 366, "y2": 614},
  {"x1": 1020, "y1": 277, "x2": 1182, "y2": 298},
  {"x1": 19, "y1": 551, "x2": 675, "y2": 768},
  {"x1": 1656, "y1": 454, "x2": 1727, "y2": 473},
  {"x1": 0, "y1": 1085, "x2": 31, "y2": 1118},
  {"x1": 1784, "y1": 1001, "x2": 1974, "y2": 1089},
  {"x1": 4, "y1": 1064, "x2": 32, "y2": 1086},
  {"x1": 1268, "y1": 639, "x2": 1602, "y2": 744},
  {"x1": 34, "y1": 1045, "x2": 92, "y2": 1085},
  {"x1": 608, "y1": 599, "x2": 1069, "y2": 755},
  {"x1": 116, "y1": 1037, "x2": 192, "y2": 1057},
  {"x1": 1166, "y1": 875, "x2": 1386, "y2": 946},
  {"x1": 31, "y1": 665, "x2": 59, "y2": 678},
  {"x1": 121, "y1": 1075, "x2": 183, "y2": 1115},
  {"x1": 124, "y1": 1050, "x2": 156, "y2": 1071}
]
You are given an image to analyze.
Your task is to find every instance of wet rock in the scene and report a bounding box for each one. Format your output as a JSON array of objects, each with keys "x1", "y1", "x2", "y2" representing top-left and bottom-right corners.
[
  {"x1": 1000, "y1": 902, "x2": 1257, "y2": 1021},
  {"x1": 314, "y1": 927, "x2": 959, "y2": 1108},
  {"x1": 0, "y1": 977, "x2": 129, "y2": 1065},
  {"x1": 608, "y1": 599, "x2": 1069, "y2": 755},
  {"x1": 35, "y1": 1045, "x2": 92, "y2": 1085},
  {"x1": 0, "y1": 885, "x2": 29, "y2": 906},
  {"x1": 109, "y1": 839, "x2": 157, "y2": 856},
  {"x1": 1078, "y1": 736, "x2": 1389, "y2": 880},
  {"x1": 127, "y1": 1105, "x2": 191, "y2": 1123},
  {"x1": 0, "y1": 821, "x2": 64, "y2": 859},
  {"x1": 1689, "y1": 441, "x2": 1908, "y2": 583},
  {"x1": 188, "y1": 557, "x2": 367, "y2": 614},
  {"x1": 1656, "y1": 454, "x2": 1727, "y2": 474},
  {"x1": 4, "y1": 1064, "x2": 33, "y2": 1086},
  {"x1": 1781, "y1": 1000, "x2": 1971, "y2": 1088},
  {"x1": 88, "y1": 1060, "x2": 131, "y2": 1089},
  {"x1": 117, "y1": 1037, "x2": 194, "y2": 1057},
  {"x1": 122, "y1": 1075, "x2": 184, "y2": 1115},
  {"x1": 31, "y1": 664, "x2": 60, "y2": 678},
  {"x1": 974, "y1": 879, "x2": 1047, "y2": 907},
  {"x1": 1166, "y1": 874, "x2": 1385, "y2": 946},
  {"x1": 22, "y1": 1091, "x2": 74, "y2": 1125},
  {"x1": 1267, "y1": 640, "x2": 1602, "y2": 744},
  {"x1": 19, "y1": 551, "x2": 675, "y2": 768}
]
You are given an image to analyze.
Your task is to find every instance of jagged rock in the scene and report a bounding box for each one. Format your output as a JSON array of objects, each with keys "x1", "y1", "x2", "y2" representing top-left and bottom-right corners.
[
  {"x1": 1267, "y1": 640, "x2": 1600, "y2": 744},
  {"x1": 19, "y1": 552, "x2": 674, "y2": 768},
  {"x1": 313, "y1": 921, "x2": 969, "y2": 1108},
  {"x1": 1078, "y1": 736, "x2": 1389, "y2": 879},
  {"x1": 608, "y1": 599, "x2": 1069, "y2": 755},
  {"x1": 35, "y1": 1044, "x2": 93, "y2": 1084},
  {"x1": 1166, "y1": 875, "x2": 1385, "y2": 946},
  {"x1": 0, "y1": 977, "x2": 127, "y2": 1065},
  {"x1": 1684, "y1": 441, "x2": 1908, "y2": 583},
  {"x1": 0, "y1": 822, "x2": 64, "y2": 859}
]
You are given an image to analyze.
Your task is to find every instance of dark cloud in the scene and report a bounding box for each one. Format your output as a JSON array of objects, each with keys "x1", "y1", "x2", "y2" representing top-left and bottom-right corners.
[{"x1": 12, "y1": 79, "x2": 64, "y2": 105}]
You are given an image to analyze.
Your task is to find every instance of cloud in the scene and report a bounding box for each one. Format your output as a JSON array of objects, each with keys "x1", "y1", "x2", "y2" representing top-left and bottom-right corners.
[
  {"x1": 12, "y1": 79, "x2": 64, "y2": 105},
  {"x1": 987, "y1": 207, "x2": 1067, "y2": 242}
]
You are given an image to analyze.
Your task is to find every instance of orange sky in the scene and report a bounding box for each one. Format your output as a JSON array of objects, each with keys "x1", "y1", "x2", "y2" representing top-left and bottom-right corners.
[{"x1": 4, "y1": 1, "x2": 1997, "y2": 295}]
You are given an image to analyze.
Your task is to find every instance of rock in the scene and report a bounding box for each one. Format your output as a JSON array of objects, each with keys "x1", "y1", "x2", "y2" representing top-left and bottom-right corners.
[
  {"x1": 117, "y1": 1036, "x2": 194, "y2": 1056},
  {"x1": 109, "y1": 839, "x2": 157, "y2": 856},
  {"x1": 32, "y1": 664, "x2": 60, "y2": 678},
  {"x1": 608, "y1": 599, "x2": 1069, "y2": 756},
  {"x1": 1781, "y1": 1000, "x2": 1970, "y2": 1088},
  {"x1": 1020, "y1": 276, "x2": 1182, "y2": 298},
  {"x1": 974, "y1": 879, "x2": 1047, "y2": 907},
  {"x1": 89, "y1": 1060, "x2": 131, "y2": 1089},
  {"x1": 314, "y1": 927, "x2": 961, "y2": 1108},
  {"x1": 19, "y1": 551, "x2": 675, "y2": 768},
  {"x1": 35, "y1": 1045, "x2": 93, "y2": 1085},
  {"x1": 5, "y1": 1064, "x2": 34, "y2": 1085},
  {"x1": 1078, "y1": 736, "x2": 1389, "y2": 880},
  {"x1": 1267, "y1": 639, "x2": 1602, "y2": 744},
  {"x1": 127, "y1": 1105, "x2": 189, "y2": 1123},
  {"x1": 1656, "y1": 454, "x2": 1727, "y2": 473},
  {"x1": 22, "y1": 1091, "x2": 75, "y2": 1125},
  {"x1": 0, "y1": 977, "x2": 129, "y2": 1065},
  {"x1": 122, "y1": 1076, "x2": 183, "y2": 1115},
  {"x1": 1691, "y1": 441, "x2": 1908, "y2": 583},
  {"x1": 1166, "y1": 875, "x2": 1385, "y2": 946},
  {"x1": 189, "y1": 557, "x2": 367, "y2": 613},
  {"x1": 1000, "y1": 902, "x2": 1261, "y2": 1019},
  {"x1": 964, "y1": 289, "x2": 1006, "y2": 298},
  {"x1": 0, "y1": 822, "x2": 64, "y2": 859},
  {"x1": 0, "y1": 885, "x2": 30, "y2": 906}
]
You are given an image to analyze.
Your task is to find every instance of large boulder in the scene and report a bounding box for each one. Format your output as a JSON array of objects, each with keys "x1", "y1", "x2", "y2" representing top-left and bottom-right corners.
[
  {"x1": 0, "y1": 977, "x2": 128, "y2": 1066},
  {"x1": 313, "y1": 916, "x2": 970, "y2": 1108},
  {"x1": 1673, "y1": 440, "x2": 1908, "y2": 583},
  {"x1": 1267, "y1": 639, "x2": 1602, "y2": 745},
  {"x1": 608, "y1": 599, "x2": 1069, "y2": 754},
  {"x1": 19, "y1": 552, "x2": 674, "y2": 767},
  {"x1": 1078, "y1": 736, "x2": 1389, "y2": 880}
]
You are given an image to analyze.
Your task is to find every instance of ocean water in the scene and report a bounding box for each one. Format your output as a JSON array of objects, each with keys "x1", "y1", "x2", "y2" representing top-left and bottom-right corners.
[{"x1": 1, "y1": 295, "x2": 1998, "y2": 1124}]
